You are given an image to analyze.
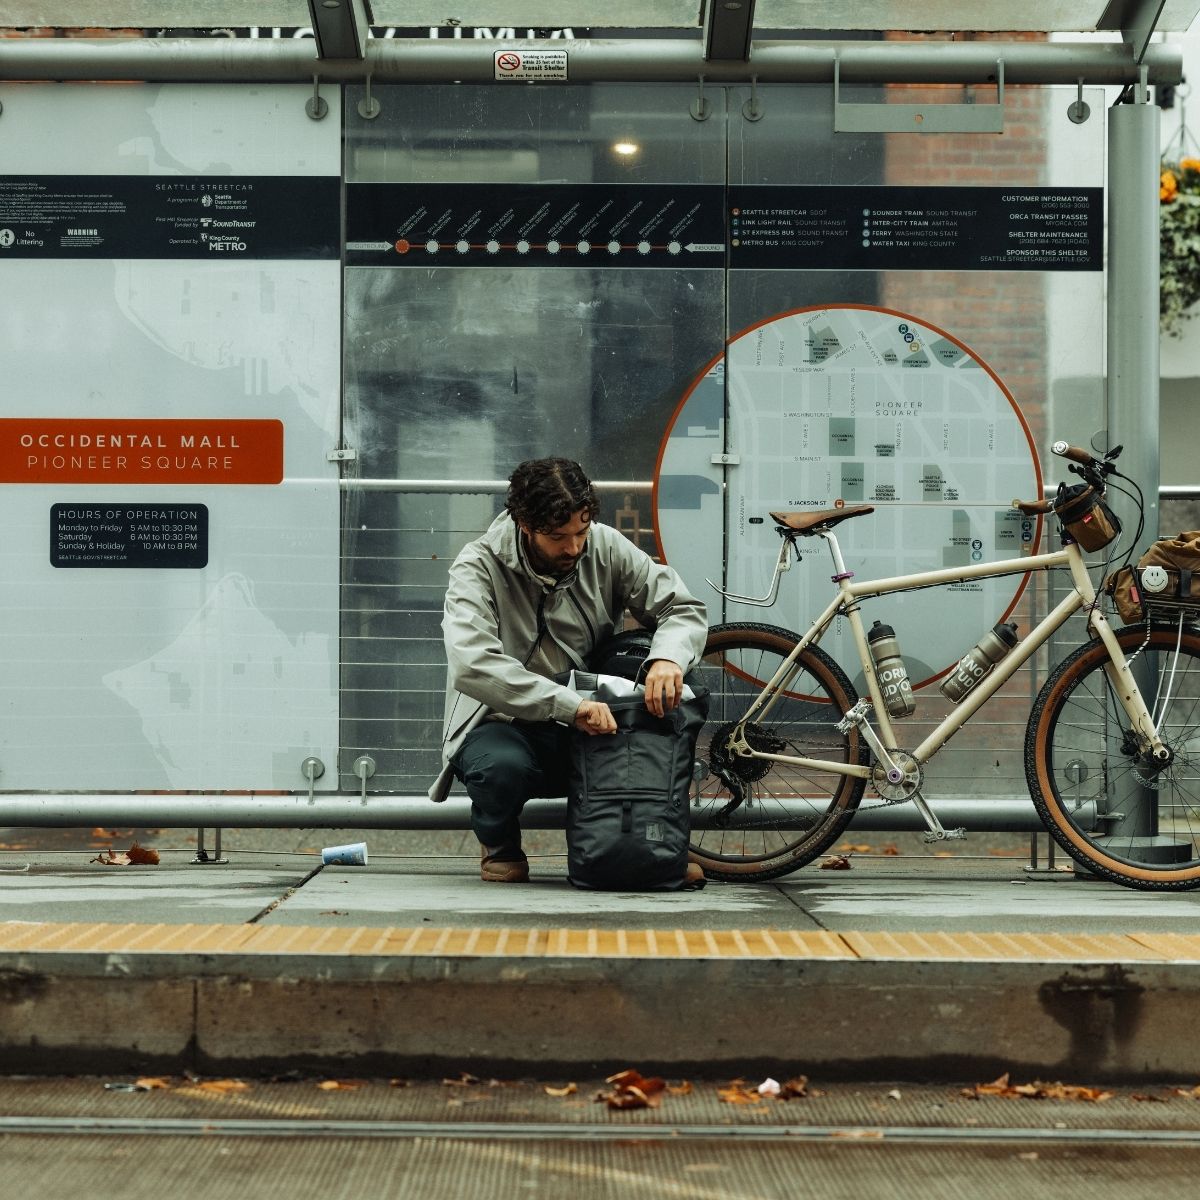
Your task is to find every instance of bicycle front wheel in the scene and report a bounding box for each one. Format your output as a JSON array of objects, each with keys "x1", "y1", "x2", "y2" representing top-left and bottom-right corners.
[
  {"x1": 1026, "y1": 622, "x2": 1200, "y2": 889},
  {"x1": 689, "y1": 622, "x2": 868, "y2": 882}
]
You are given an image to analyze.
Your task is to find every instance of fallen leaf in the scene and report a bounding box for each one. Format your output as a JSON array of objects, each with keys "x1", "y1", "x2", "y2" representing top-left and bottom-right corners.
[
  {"x1": 389, "y1": 1079, "x2": 411, "y2": 1089},
  {"x1": 195, "y1": 1079, "x2": 251, "y2": 1093},
  {"x1": 544, "y1": 1083, "x2": 577, "y2": 1097},
  {"x1": 962, "y1": 1073, "x2": 1113, "y2": 1102},
  {"x1": 880, "y1": 844, "x2": 900, "y2": 856},
  {"x1": 1131, "y1": 1093, "x2": 1168, "y2": 1103},
  {"x1": 1016, "y1": 1151, "x2": 1040, "y2": 1161},
  {"x1": 90, "y1": 843, "x2": 159, "y2": 867},
  {"x1": 830, "y1": 1128, "x2": 884, "y2": 1139},
  {"x1": 90, "y1": 850, "x2": 130, "y2": 866},
  {"x1": 134, "y1": 1077, "x2": 172, "y2": 1090},
  {"x1": 837, "y1": 843, "x2": 872, "y2": 853},
  {"x1": 1172, "y1": 1084, "x2": 1200, "y2": 1099},
  {"x1": 597, "y1": 1069, "x2": 666, "y2": 1110},
  {"x1": 316, "y1": 1079, "x2": 364, "y2": 1091},
  {"x1": 717, "y1": 1079, "x2": 762, "y2": 1105},
  {"x1": 779, "y1": 1076, "x2": 811, "y2": 1099},
  {"x1": 819, "y1": 854, "x2": 852, "y2": 870},
  {"x1": 443, "y1": 1072, "x2": 481, "y2": 1087},
  {"x1": 668, "y1": 1080, "x2": 693, "y2": 1096}
]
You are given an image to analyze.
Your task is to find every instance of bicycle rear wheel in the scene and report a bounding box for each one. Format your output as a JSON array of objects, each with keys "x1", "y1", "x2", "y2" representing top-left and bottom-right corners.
[
  {"x1": 689, "y1": 622, "x2": 868, "y2": 882},
  {"x1": 1026, "y1": 622, "x2": 1200, "y2": 889}
]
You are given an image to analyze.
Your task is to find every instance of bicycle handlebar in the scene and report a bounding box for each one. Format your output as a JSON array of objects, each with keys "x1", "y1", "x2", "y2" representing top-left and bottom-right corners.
[
  {"x1": 1012, "y1": 496, "x2": 1054, "y2": 515},
  {"x1": 1010, "y1": 437, "x2": 1121, "y2": 514},
  {"x1": 1051, "y1": 440, "x2": 1096, "y2": 468}
]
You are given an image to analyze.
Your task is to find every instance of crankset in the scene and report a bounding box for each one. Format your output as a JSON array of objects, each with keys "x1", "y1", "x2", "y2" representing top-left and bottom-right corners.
[{"x1": 870, "y1": 749, "x2": 923, "y2": 803}]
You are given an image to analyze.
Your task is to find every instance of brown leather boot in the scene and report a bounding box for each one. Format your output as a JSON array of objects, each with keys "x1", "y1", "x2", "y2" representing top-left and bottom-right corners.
[{"x1": 480, "y1": 845, "x2": 529, "y2": 883}]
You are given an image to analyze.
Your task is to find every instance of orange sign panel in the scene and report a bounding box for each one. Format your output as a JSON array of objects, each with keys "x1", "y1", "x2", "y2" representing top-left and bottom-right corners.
[{"x1": 0, "y1": 419, "x2": 284, "y2": 485}]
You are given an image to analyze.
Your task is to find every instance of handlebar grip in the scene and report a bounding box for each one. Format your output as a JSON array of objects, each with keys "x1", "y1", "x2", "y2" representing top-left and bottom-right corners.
[
  {"x1": 1051, "y1": 440, "x2": 1096, "y2": 468},
  {"x1": 1012, "y1": 497, "x2": 1054, "y2": 515}
]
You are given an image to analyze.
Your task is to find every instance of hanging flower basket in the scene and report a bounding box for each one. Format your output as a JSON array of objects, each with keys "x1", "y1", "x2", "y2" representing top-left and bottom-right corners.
[{"x1": 1160, "y1": 156, "x2": 1200, "y2": 337}]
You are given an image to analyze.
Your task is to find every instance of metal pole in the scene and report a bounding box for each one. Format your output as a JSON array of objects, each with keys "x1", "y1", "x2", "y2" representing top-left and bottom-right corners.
[
  {"x1": 0, "y1": 38, "x2": 1182, "y2": 85},
  {"x1": 1107, "y1": 71, "x2": 1161, "y2": 539},
  {"x1": 1103, "y1": 75, "x2": 1172, "y2": 862}
]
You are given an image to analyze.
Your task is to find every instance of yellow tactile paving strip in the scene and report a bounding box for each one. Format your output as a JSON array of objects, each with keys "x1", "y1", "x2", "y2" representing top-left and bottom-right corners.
[
  {"x1": 840, "y1": 930, "x2": 1172, "y2": 962},
  {"x1": 0, "y1": 922, "x2": 1197, "y2": 963}
]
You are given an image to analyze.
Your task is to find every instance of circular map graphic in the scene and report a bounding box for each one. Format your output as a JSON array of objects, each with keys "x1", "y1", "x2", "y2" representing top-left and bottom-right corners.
[{"x1": 655, "y1": 305, "x2": 1042, "y2": 687}]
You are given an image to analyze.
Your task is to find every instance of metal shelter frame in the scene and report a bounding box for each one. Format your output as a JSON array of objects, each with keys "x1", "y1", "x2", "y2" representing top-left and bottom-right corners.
[{"x1": 0, "y1": 5, "x2": 1187, "y2": 834}]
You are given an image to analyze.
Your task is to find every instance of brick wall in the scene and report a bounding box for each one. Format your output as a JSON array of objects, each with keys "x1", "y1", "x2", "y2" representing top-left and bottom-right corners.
[{"x1": 881, "y1": 33, "x2": 1051, "y2": 449}]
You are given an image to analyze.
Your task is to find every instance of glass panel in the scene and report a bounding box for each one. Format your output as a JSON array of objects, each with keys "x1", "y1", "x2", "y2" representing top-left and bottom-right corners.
[
  {"x1": 345, "y1": 82, "x2": 725, "y2": 185},
  {"x1": 0, "y1": 84, "x2": 342, "y2": 791},
  {"x1": 342, "y1": 83, "x2": 726, "y2": 793}
]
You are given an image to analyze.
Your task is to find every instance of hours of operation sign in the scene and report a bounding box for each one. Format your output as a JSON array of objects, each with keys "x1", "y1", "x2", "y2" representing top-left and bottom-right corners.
[
  {"x1": 655, "y1": 305, "x2": 1042, "y2": 687},
  {"x1": 51, "y1": 503, "x2": 209, "y2": 569}
]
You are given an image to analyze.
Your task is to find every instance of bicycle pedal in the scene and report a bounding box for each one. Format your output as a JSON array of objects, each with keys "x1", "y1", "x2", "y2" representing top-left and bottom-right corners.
[
  {"x1": 921, "y1": 826, "x2": 968, "y2": 843},
  {"x1": 835, "y1": 699, "x2": 871, "y2": 733}
]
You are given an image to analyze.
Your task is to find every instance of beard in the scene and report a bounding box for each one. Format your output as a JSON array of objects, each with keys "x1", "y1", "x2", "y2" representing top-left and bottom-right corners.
[{"x1": 523, "y1": 535, "x2": 580, "y2": 578}]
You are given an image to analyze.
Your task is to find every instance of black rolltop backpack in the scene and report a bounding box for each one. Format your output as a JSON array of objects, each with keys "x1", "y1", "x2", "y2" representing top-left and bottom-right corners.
[{"x1": 563, "y1": 632, "x2": 709, "y2": 891}]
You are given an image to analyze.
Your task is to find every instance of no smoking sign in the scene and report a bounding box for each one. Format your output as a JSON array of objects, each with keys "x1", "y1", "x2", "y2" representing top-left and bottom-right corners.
[{"x1": 493, "y1": 49, "x2": 569, "y2": 81}]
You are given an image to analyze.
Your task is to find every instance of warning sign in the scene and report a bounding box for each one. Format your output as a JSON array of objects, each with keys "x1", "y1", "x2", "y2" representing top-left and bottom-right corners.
[{"x1": 494, "y1": 49, "x2": 568, "y2": 81}]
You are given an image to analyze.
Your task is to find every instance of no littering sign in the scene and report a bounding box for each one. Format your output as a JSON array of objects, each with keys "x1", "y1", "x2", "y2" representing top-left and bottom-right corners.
[{"x1": 494, "y1": 49, "x2": 568, "y2": 81}]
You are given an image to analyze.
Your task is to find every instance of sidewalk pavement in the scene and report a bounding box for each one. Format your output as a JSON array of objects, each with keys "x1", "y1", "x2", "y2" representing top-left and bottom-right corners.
[{"x1": 3, "y1": 826, "x2": 1200, "y2": 1084}]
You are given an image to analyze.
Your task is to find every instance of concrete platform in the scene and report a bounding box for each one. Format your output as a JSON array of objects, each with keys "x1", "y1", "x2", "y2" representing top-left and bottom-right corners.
[{"x1": 3, "y1": 838, "x2": 1200, "y2": 1084}]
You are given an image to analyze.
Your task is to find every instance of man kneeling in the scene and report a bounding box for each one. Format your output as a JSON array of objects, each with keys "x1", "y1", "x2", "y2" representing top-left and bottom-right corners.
[{"x1": 428, "y1": 457, "x2": 708, "y2": 881}]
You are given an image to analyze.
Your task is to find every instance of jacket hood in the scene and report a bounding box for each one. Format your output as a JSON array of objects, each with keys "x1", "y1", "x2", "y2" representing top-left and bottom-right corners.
[{"x1": 481, "y1": 511, "x2": 523, "y2": 571}]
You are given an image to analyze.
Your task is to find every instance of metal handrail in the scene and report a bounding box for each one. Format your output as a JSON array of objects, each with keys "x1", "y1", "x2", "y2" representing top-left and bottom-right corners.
[
  {"x1": 342, "y1": 478, "x2": 651, "y2": 493},
  {"x1": 342, "y1": 478, "x2": 1200, "y2": 500},
  {"x1": 0, "y1": 792, "x2": 1048, "y2": 833}
]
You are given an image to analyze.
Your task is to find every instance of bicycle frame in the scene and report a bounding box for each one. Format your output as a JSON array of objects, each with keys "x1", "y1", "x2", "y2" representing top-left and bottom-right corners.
[{"x1": 728, "y1": 529, "x2": 1168, "y2": 784}]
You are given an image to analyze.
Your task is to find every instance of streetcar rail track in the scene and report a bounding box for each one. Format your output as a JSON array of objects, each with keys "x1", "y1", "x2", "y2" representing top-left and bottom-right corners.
[{"x1": 4, "y1": 1116, "x2": 1200, "y2": 1144}]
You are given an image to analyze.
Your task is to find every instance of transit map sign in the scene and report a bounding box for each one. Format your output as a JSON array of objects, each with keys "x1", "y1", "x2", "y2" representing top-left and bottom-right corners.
[{"x1": 656, "y1": 305, "x2": 1042, "y2": 686}]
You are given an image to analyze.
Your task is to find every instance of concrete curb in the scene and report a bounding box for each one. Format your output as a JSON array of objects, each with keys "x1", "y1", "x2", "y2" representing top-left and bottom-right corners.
[{"x1": 4, "y1": 935, "x2": 1199, "y2": 1082}]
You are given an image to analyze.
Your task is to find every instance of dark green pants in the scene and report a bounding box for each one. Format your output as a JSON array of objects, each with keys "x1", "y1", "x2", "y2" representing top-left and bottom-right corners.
[{"x1": 451, "y1": 720, "x2": 573, "y2": 850}]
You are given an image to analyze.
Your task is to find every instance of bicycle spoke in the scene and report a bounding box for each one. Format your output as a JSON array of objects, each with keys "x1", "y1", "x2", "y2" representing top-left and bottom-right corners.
[
  {"x1": 1028, "y1": 625, "x2": 1200, "y2": 888},
  {"x1": 688, "y1": 623, "x2": 866, "y2": 881}
]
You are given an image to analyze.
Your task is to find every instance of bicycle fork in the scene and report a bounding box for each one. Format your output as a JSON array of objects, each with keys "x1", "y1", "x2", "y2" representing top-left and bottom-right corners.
[{"x1": 1092, "y1": 611, "x2": 1173, "y2": 760}]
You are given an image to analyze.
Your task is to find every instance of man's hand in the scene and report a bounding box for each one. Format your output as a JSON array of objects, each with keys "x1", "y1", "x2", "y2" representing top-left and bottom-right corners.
[
  {"x1": 574, "y1": 698, "x2": 617, "y2": 736},
  {"x1": 643, "y1": 658, "x2": 684, "y2": 717}
]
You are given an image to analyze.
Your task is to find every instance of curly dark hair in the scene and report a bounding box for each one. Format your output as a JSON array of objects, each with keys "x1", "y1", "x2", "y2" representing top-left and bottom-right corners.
[{"x1": 505, "y1": 457, "x2": 600, "y2": 532}]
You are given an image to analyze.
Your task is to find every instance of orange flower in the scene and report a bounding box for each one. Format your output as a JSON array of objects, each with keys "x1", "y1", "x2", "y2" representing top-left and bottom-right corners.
[
  {"x1": 1161, "y1": 169, "x2": 1178, "y2": 202},
  {"x1": 1179, "y1": 156, "x2": 1200, "y2": 174}
]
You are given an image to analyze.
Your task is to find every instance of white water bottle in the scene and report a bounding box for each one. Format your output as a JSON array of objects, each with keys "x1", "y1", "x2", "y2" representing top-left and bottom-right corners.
[{"x1": 867, "y1": 620, "x2": 916, "y2": 718}]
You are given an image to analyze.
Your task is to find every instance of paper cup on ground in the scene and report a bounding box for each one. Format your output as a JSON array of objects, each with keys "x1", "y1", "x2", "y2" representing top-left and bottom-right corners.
[{"x1": 321, "y1": 841, "x2": 368, "y2": 866}]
